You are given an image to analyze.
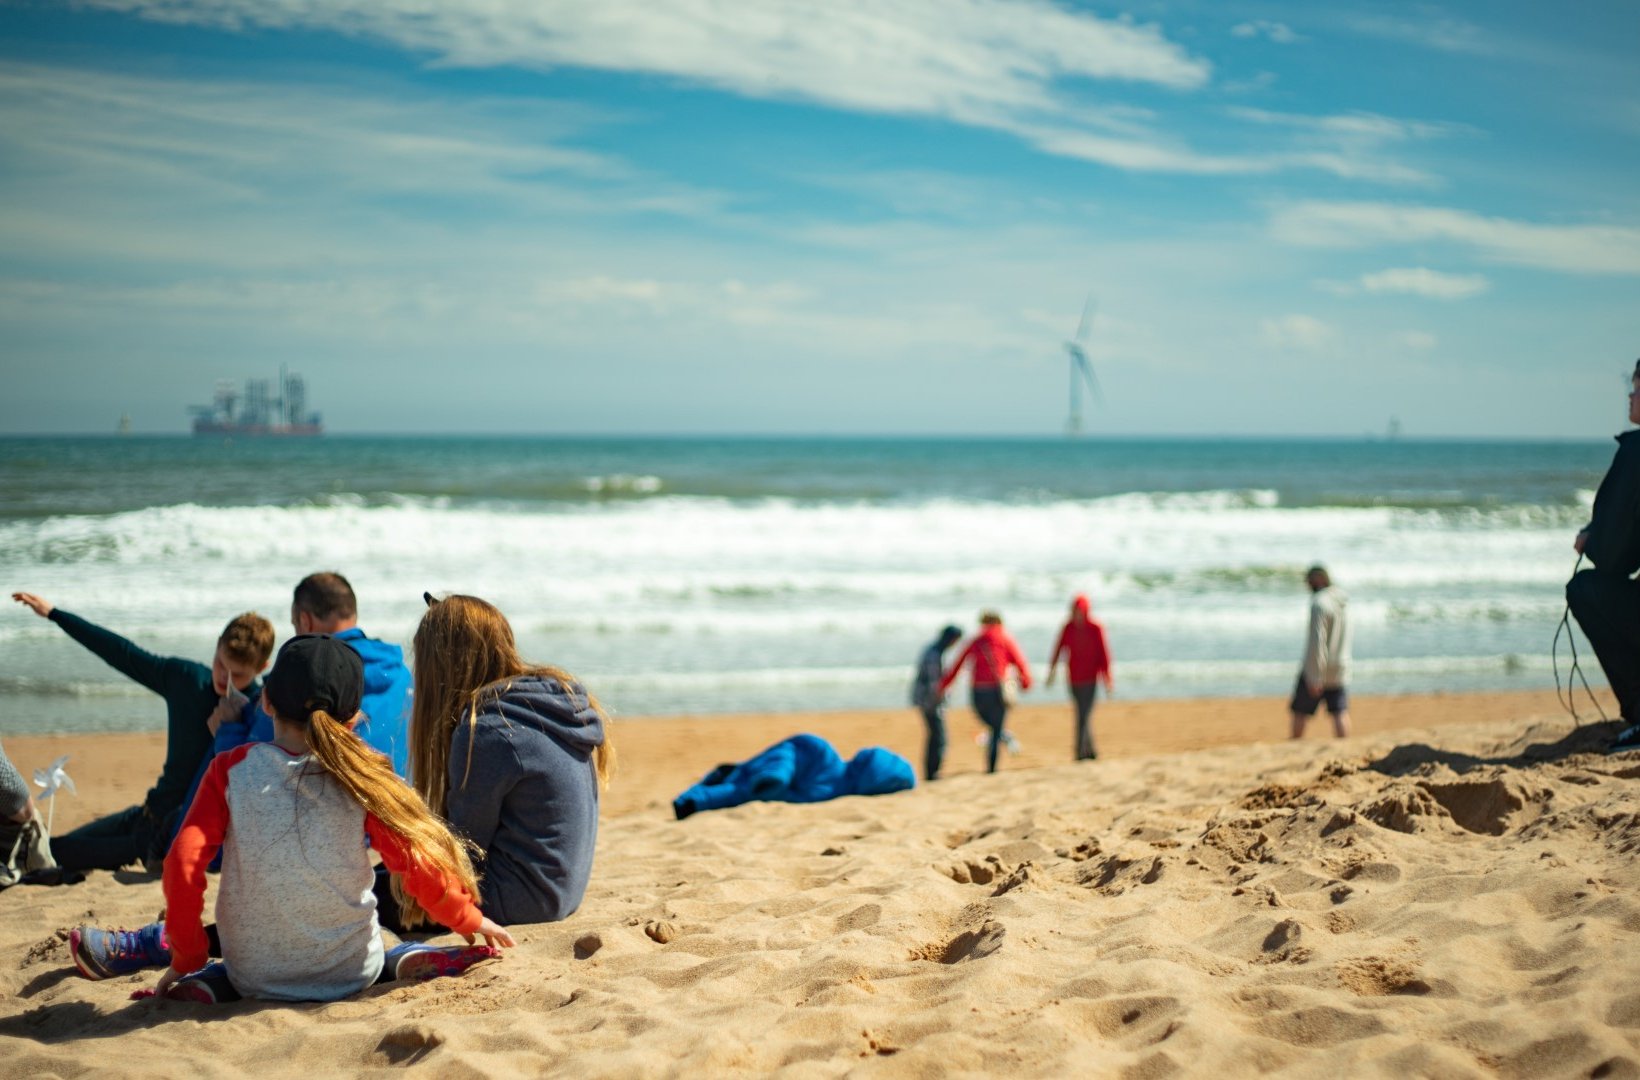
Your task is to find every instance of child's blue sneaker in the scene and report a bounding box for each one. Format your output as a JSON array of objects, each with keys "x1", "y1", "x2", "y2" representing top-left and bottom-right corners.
[{"x1": 70, "y1": 922, "x2": 170, "y2": 980}]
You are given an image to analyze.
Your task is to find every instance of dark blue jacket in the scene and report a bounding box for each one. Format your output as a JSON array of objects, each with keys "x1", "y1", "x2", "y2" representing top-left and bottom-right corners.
[
  {"x1": 447, "y1": 674, "x2": 605, "y2": 925},
  {"x1": 672, "y1": 734, "x2": 915, "y2": 818}
]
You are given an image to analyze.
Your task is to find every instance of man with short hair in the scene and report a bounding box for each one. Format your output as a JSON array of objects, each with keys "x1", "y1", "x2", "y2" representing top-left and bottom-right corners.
[
  {"x1": 215, "y1": 572, "x2": 413, "y2": 776},
  {"x1": 1289, "y1": 566, "x2": 1352, "y2": 739},
  {"x1": 9, "y1": 592, "x2": 274, "y2": 870},
  {"x1": 1568, "y1": 359, "x2": 1640, "y2": 752}
]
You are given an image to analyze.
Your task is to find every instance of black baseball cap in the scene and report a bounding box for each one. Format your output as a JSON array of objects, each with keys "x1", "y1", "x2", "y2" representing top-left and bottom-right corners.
[{"x1": 264, "y1": 634, "x2": 363, "y2": 722}]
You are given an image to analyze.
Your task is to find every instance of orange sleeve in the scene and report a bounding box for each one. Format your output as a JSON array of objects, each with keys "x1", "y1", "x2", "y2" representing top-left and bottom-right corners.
[
  {"x1": 163, "y1": 746, "x2": 244, "y2": 974},
  {"x1": 365, "y1": 813, "x2": 484, "y2": 937}
]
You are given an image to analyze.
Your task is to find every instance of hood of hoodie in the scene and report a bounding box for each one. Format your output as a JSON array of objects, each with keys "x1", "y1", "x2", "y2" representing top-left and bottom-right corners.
[
  {"x1": 1071, "y1": 594, "x2": 1091, "y2": 621},
  {"x1": 1315, "y1": 585, "x2": 1349, "y2": 612},
  {"x1": 843, "y1": 747, "x2": 916, "y2": 796},
  {"x1": 477, "y1": 673, "x2": 605, "y2": 755}
]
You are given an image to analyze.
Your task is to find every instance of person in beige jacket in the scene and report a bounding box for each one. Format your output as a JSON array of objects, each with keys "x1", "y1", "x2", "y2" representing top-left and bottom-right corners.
[{"x1": 1289, "y1": 565, "x2": 1352, "y2": 739}]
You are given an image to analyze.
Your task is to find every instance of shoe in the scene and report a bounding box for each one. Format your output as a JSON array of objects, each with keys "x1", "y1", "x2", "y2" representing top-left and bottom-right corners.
[
  {"x1": 70, "y1": 922, "x2": 171, "y2": 980},
  {"x1": 389, "y1": 943, "x2": 501, "y2": 982},
  {"x1": 1609, "y1": 724, "x2": 1640, "y2": 754}
]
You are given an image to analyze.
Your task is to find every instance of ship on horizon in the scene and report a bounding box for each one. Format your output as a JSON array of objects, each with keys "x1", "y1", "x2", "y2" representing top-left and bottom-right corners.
[{"x1": 189, "y1": 366, "x2": 323, "y2": 437}]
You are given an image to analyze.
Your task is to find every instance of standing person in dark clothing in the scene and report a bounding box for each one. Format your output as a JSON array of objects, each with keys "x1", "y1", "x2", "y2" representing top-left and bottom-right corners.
[
  {"x1": 938, "y1": 611, "x2": 1032, "y2": 775},
  {"x1": 910, "y1": 625, "x2": 963, "y2": 781},
  {"x1": 1046, "y1": 594, "x2": 1114, "y2": 761},
  {"x1": 1569, "y1": 359, "x2": 1640, "y2": 752},
  {"x1": 9, "y1": 593, "x2": 274, "y2": 871}
]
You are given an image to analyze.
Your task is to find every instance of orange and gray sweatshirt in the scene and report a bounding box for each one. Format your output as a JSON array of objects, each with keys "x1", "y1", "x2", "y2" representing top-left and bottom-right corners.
[{"x1": 164, "y1": 742, "x2": 482, "y2": 1002}]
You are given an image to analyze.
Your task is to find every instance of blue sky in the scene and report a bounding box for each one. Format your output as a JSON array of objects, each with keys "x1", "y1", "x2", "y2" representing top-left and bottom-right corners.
[{"x1": 0, "y1": 0, "x2": 1635, "y2": 436}]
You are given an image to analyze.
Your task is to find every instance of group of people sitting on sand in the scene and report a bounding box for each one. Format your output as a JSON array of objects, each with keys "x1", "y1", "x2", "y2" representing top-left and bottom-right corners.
[
  {"x1": 911, "y1": 595, "x2": 1115, "y2": 782},
  {"x1": 3, "y1": 573, "x2": 611, "y2": 1005}
]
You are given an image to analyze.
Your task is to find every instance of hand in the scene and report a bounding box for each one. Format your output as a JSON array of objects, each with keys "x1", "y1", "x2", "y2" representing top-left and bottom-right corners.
[
  {"x1": 155, "y1": 966, "x2": 182, "y2": 996},
  {"x1": 1306, "y1": 680, "x2": 1322, "y2": 698},
  {"x1": 1045, "y1": 672, "x2": 1056, "y2": 688},
  {"x1": 206, "y1": 686, "x2": 247, "y2": 737},
  {"x1": 464, "y1": 916, "x2": 516, "y2": 949},
  {"x1": 11, "y1": 592, "x2": 53, "y2": 618},
  {"x1": 1575, "y1": 529, "x2": 1588, "y2": 555}
]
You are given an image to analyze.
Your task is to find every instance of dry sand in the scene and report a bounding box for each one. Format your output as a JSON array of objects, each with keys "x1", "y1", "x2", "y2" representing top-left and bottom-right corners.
[{"x1": 4, "y1": 688, "x2": 1640, "y2": 1077}]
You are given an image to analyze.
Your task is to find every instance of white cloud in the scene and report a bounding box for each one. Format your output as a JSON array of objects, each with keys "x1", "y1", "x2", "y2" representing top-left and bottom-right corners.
[
  {"x1": 1260, "y1": 314, "x2": 1334, "y2": 350},
  {"x1": 1339, "y1": 13, "x2": 1494, "y2": 56},
  {"x1": 1320, "y1": 267, "x2": 1489, "y2": 300},
  {"x1": 1270, "y1": 201, "x2": 1640, "y2": 274},
  {"x1": 1397, "y1": 330, "x2": 1438, "y2": 350},
  {"x1": 66, "y1": 0, "x2": 1443, "y2": 184},
  {"x1": 1359, "y1": 267, "x2": 1489, "y2": 299},
  {"x1": 83, "y1": 0, "x2": 1211, "y2": 116},
  {"x1": 1231, "y1": 21, "x2": 1301, "y2": 45},
  {"x1": 1229, "y1": 107, "x2": 1459, "y2": 142}
]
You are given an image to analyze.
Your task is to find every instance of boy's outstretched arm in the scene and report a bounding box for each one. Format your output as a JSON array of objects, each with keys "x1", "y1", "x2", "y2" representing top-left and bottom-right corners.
[{"x1": 14, "y1": 594, "x2": 174, "y2": 696}]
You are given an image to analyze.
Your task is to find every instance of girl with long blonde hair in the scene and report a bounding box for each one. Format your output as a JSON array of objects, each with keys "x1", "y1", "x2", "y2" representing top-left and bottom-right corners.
[
  {"x1": 392, "y1": 594, "x2": 612, "y2": 930},
  {"x1": 149, "y1": 634, "x2": 514, "y2": 1003}
]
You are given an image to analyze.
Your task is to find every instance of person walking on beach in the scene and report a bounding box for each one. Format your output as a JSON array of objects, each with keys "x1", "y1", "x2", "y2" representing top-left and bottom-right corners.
[
  {"x1": 9, "y1": 592, "x2": 273, "y2": 871},
  {"x1": 1046, "y1": 594, "x2": 1113, "y2": 761},
  {"x1": 910, "y1": 625, "x2": 963, "y2": 781},
  {"x1": 938, "y1": 611, "x2": 1032, "y2": 774},
  {"x1": 107, "y1": 634, "x2": 513, "y2": 1003},
  {"x1": 1569, "y1": 358, "x2": 1640, "y2": 753},
  {"x1": 1289, "y1": 566, "x2": 1351, "y2": 739}
]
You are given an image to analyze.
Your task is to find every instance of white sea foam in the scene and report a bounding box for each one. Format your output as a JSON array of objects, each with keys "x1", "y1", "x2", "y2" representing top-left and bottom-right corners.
[{"x1": 0, "y1": 489, "x2": 1593, "y2": 724}]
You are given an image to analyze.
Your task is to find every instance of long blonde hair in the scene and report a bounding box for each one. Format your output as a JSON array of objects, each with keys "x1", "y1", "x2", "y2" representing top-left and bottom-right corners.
[
  {"x1": 398, "y1": 594, "x2": 614, "y2": 925},
  {"x1": 300, "y1": 707, "x2": 481, "y2": 907}
]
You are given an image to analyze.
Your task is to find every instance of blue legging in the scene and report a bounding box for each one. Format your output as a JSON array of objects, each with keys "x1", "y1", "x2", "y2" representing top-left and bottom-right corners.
[{"x1": 169, "y1": 941, "x2": 464, "y2": 1004}]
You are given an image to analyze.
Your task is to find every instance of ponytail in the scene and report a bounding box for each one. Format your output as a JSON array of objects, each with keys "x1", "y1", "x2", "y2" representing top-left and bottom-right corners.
[{"x1": 303, "y1": 709, "x2": 481, "y2": 929}]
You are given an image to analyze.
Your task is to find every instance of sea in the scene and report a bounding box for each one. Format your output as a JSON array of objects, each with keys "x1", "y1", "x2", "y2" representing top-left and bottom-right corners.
[{"x1": 0, "y1": 435, "x2": 1613, "y2": 736}]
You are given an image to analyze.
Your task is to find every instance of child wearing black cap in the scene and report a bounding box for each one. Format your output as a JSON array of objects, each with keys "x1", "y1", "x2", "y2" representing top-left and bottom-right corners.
[{"x1": 70, "y1": 635, "x2": 516, "y2": 1002}]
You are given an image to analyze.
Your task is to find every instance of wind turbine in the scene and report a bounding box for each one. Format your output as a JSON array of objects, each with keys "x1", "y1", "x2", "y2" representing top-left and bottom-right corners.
[{"x1": 1063, "y1": 295, "x2": 1101, "y2": 436}]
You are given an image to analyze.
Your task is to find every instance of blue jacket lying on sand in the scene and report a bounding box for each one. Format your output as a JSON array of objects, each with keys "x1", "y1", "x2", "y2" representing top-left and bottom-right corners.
[{"x1": 672, "y1": 734, "x2": 915, "y2": 819}]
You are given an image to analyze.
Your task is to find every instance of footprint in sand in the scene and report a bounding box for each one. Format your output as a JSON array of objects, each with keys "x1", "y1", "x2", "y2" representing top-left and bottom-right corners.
[
  {"x1": 911, "y1": 920, "x2": 1006, "y2": 964},
  {"x1": 375, "y1": 1023, "x2": 445, "y2": 1066}
]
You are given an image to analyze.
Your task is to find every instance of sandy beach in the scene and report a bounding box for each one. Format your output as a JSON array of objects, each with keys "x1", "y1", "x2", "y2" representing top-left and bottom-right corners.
[{"x1": 5, "y1": 687, "x2": 1640, "y2": 1077}]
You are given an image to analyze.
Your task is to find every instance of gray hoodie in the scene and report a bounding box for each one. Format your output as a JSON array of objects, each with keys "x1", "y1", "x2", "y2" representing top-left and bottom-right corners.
[
  {"x1": 445, "y1": 674, "x2": 604, "y2": 926},
  {"x1": 1301, "y1": 585, "x2": 1352, "y2": 689}
]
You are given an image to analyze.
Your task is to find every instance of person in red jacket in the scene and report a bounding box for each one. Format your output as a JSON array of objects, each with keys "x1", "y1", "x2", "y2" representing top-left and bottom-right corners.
[
  {"x1": 938, "y1": 611, "x2": 1032, "y2": 774},
  {"x1": 1046, "y1": 594, "x2": 1114, "y2": 761}
]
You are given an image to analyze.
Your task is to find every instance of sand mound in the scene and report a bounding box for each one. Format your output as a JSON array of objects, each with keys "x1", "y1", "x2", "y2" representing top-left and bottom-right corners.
[{"x1": 3, "y1": 713, "x2": 1639, "y2": 1077}]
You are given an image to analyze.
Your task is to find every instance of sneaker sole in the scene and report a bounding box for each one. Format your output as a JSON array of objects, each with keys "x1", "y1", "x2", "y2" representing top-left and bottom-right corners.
[{"x1": 69, "y1": 928, "x2": 109, "y2": 981}]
